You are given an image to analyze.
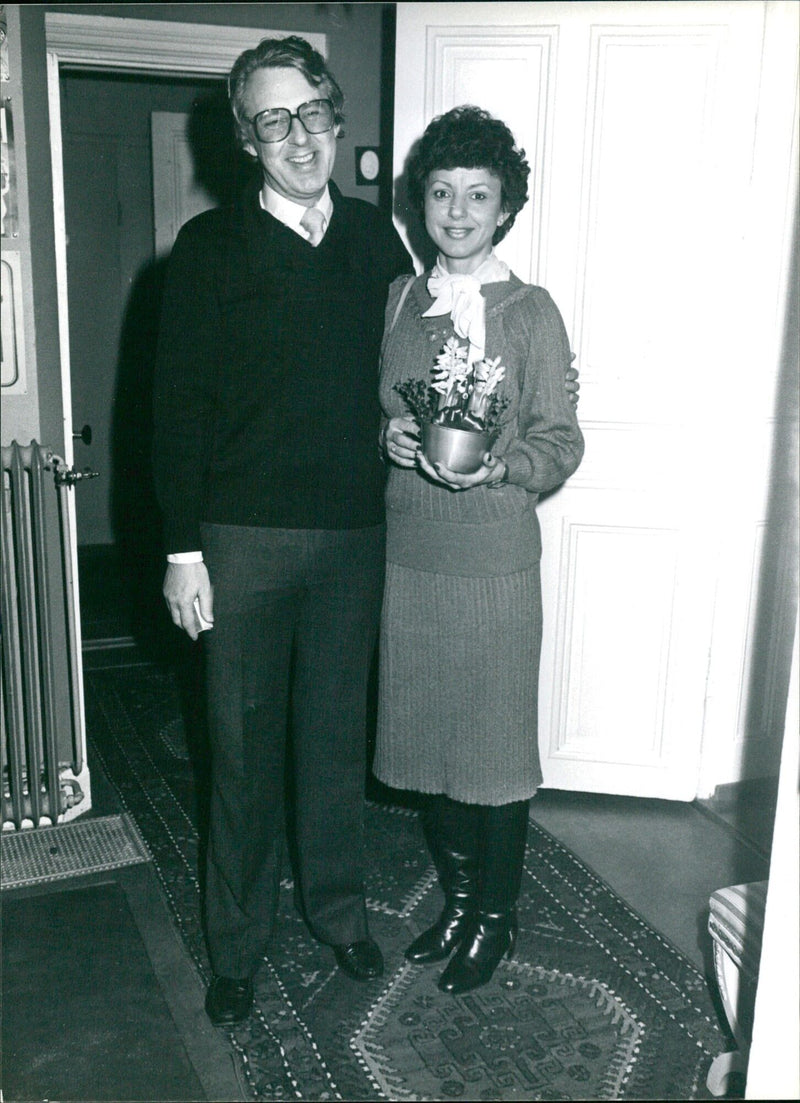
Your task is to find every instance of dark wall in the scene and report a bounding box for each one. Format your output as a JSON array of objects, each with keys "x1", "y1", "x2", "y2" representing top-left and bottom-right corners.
[{"x1": 42, "y1": 3, "x2": 395, "y2": 208}]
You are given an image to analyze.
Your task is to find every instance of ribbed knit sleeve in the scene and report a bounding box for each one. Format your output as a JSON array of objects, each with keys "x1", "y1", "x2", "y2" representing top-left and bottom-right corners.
[
  {"x1": 378, "y1": 274, "x2": 415, "y2": 441},
  {"x1": 499, "y1": 286, "x2": 585, "y2": 492},
  {"x1": 152, "y1": 214, "x2": 221, "y2": 553}
]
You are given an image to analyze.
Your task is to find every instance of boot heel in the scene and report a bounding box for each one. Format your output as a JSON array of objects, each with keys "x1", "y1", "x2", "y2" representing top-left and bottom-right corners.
[{"x1": 437, "y1": 910, "x2": 517, "y2": 996}]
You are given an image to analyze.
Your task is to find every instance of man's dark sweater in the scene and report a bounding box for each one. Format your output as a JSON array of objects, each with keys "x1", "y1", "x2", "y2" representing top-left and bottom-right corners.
[{"x1": 153, "y1": 182, "x2": 412, "y2": 553}]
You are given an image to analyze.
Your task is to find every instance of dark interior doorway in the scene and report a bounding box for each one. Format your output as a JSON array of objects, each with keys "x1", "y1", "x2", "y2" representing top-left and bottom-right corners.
[{"x1": 60, "y1": 68, "x2": 255, "y2": 648}]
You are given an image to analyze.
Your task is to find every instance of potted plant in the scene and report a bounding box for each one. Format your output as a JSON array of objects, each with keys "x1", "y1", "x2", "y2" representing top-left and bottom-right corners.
[{"x1": 394, "y1": 337, "x2": 509, "y2": 473}]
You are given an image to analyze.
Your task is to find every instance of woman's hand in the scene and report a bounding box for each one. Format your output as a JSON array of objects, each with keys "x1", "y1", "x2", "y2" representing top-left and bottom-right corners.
[
  {"x1": 382, "y1": 416, "x2": 420, "y2": 467},
  {"x1": 417, "y1": 449, "x2": 508, "y2": 490}
]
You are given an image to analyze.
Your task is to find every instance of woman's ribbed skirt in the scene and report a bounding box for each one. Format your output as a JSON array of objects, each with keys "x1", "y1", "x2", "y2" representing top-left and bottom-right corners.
[{"x1": 374, "y1": 562, "x2": 543, "y2": 805}]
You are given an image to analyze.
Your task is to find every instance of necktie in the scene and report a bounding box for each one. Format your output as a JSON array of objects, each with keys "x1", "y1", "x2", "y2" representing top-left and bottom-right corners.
[{"x1": 300, "y1": 206, "x2": 327, "y2": 246}]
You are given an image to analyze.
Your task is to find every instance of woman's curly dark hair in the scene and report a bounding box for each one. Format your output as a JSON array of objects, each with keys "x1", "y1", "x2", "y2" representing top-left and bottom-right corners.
[{"x1": 406, "y1": 106, "x2": 530, "y2": 244}]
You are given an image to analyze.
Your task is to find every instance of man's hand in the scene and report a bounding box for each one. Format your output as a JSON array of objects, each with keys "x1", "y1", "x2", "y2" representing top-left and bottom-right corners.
[
  {"x1": 163, "y1": 561, "x2": 213, "y2": 641},
  {"x1": 566, "y1": 356, "x2": 580, "y2": 405}
]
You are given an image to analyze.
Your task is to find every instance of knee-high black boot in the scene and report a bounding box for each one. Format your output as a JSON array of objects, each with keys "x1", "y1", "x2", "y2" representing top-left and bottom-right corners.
[
  {"x1": 438, "y1": 798, "x2": 529, "y2": 995},
  {"x1": 405, "y1": 796, "x2": 480, "y2": 964}
]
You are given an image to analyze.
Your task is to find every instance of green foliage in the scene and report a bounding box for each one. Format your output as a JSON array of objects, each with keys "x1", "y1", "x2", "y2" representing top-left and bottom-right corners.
[
  {"x1": 482, "y1": 393, "x2": 510, "y2": 433},
  {"x1": 393, "y1": 378, "x2": 439, "y2": 423},
  {"x1": 394, "y1": 377, "x2": 509, "y2": 433}
]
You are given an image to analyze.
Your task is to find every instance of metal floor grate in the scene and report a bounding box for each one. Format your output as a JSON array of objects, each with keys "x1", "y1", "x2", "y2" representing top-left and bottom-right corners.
[{"x1": 1, "y1": 814, "x2": 151, "y2": 889}]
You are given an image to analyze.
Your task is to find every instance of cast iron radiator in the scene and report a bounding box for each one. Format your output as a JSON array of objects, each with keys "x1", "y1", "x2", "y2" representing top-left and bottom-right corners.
[{"x1": 1, "y1": 441, "x2": 89, "y2": 830}]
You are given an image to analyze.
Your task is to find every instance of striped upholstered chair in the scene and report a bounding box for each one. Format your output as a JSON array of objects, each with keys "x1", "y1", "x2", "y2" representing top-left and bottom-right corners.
[{"x1": 706, "y1": 880, "x2": 768, "y2": 1096}]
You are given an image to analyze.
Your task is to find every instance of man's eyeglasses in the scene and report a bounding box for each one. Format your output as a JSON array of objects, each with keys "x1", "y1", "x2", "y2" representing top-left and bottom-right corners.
[{"x1": 249, "y1": 99, "x2": 335, "y2": 144}]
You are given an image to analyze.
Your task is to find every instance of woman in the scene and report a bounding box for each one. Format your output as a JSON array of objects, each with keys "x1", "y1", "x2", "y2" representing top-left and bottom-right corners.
[{"x1": 374, "y1": 106, "x2": 584, "y2": 995}]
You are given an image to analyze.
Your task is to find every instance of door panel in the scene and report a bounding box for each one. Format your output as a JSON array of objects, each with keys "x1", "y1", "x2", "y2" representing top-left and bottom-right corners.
[
  {"x1": 538, "y1": 492, "x2": 718, "y2": 798},
  {"x1": 394, "y1": 1, "x2": 798, "y2": 798},
  {"x1": 151, "y1": 112, "x2": 218, "y2": 258}
]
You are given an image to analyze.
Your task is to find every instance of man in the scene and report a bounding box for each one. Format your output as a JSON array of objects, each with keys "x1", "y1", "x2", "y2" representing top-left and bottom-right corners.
[
  {"x1": 153, "y1": 35, "x2": 411, "y2": 1027},
  {"x1": 153, "y1": 35, "x2": 578, "y2": 1028}
]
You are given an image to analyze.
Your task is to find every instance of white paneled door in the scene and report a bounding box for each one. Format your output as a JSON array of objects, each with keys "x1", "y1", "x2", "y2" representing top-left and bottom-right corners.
[{"x1": 394, "y1": 2, "x2": 798, "y2": 798}]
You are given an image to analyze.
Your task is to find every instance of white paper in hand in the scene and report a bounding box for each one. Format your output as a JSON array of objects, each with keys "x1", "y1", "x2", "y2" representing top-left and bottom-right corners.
[{"x1": 193, "y1": 597, "x2": 213, "y2": 632}]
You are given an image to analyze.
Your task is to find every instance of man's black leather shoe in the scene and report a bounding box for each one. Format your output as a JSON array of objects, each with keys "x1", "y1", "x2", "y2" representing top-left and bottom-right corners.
[
  {"x1": 333, "y1": 938, "x2": 384, "y2": 981},
  {"x1": 205, "y1": 975, "x2": 254, "y2": 1026}
]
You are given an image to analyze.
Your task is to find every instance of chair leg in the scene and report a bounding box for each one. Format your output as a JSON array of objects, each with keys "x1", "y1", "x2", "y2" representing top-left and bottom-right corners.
[{"x1": 706, "y1": 1049, "x2": 748, "y2": 1097}]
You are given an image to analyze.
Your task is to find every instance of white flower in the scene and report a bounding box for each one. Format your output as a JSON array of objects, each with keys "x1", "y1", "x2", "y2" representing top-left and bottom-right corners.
[
  {"x1": 431, "y1": 337, "x2": 469, "y2": 402},
  {"x1": 472, "y1": 356, "x2": 506, "y2": 397},
  {"x1": 467, "y1": 356, "x2": 506, "y2": 423}
]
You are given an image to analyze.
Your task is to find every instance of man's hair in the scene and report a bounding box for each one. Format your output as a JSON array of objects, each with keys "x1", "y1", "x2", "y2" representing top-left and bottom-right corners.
[
  {"x1": 406, "y1": 105, "x2": 529, "y2": 244},
  {"x1": 229, "y1": 35, "x2": 345, "y2": 145}
]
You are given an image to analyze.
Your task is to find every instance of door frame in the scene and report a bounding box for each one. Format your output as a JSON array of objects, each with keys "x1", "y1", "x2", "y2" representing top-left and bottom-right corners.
[{"x1": 44, "y1": 12, "x2": 326, "y2": 743}]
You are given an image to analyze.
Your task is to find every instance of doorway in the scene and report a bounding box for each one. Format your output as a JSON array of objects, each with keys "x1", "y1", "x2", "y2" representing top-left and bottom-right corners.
[{"x1": 60, "y1": 68, "x2": 251, "y2": 649}]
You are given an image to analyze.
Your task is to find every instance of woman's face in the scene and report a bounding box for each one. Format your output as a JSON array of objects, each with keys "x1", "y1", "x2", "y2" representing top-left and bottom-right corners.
[{"x1": 424, "y1": 167, "x2": 509, "y2": 274}]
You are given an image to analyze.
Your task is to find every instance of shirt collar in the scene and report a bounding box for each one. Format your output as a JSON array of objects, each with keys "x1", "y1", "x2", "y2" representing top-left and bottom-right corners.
[{"x1": 260, "y1": 183, "x2": 334, "y2": 240}]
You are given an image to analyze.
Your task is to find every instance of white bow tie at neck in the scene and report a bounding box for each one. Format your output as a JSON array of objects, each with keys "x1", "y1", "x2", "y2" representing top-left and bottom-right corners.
[{"x1": 422, "y1": 270, "x2": 486, "y2": 366}]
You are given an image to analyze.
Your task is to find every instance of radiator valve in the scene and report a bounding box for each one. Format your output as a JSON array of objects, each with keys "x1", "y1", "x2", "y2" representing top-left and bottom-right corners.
[{"x1": 54, "y1": 465, "x2": 99, "y2": 486}]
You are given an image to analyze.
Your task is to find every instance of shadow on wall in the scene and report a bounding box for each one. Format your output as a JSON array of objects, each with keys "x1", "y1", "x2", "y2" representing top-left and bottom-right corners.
[
  {"x1": 738, "y1": 194, "x2": 800, "y2": 843},
  {"x1": 107, "y1": 86, "x2": 258, "y2": 856},
  {"x1": 392, "y1": 134, "x2": 437, "y2": 273}
]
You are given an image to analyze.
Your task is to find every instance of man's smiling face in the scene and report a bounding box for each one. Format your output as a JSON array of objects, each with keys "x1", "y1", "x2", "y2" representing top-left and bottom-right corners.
[{"x1": 241, "y1": 66, "x2": 338, "y2": 206}]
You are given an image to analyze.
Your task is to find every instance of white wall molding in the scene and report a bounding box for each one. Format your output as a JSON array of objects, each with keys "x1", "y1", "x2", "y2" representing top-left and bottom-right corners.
[{"x1": 44, "y1": 12, "x2": 326, "y2": 74}]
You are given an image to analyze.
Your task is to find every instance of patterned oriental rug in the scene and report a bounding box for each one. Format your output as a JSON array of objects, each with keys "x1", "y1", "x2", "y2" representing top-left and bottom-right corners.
[{"x1": 84, "y1": 663, "x2": 726, "y2": 1101}]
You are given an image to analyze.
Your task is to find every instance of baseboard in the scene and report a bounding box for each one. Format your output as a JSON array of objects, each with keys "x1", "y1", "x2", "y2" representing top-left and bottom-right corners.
[
  {"x1": 706, "y1": 776, "x2": 780, "y2": 814},
  {"x1": 694, "y1": 777, "x2": 779, "y2": 861},
  {"x1": 83, "y1": 635, "x2": 137, "y2": 652}
]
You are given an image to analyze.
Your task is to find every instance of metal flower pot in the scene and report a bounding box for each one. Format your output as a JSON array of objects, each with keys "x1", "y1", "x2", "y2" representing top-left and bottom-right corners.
[{"x1": 421, "y1": 421, "x2": 494, "y2": 474}]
